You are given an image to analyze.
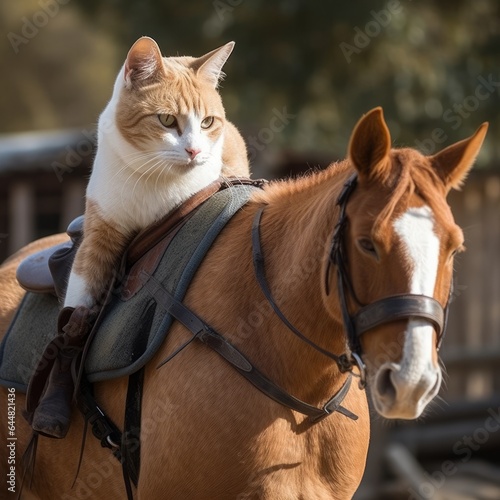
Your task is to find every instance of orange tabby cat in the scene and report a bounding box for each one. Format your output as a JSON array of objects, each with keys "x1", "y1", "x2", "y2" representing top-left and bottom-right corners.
[
  {"x1": 29, "y1": 36, "x2": 249, "y2": 438},
  {"x1": 65, "y1": 36, "x2": 249, "y2": 308}
]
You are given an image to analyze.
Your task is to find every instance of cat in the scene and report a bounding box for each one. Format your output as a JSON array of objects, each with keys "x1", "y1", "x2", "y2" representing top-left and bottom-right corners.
[
  {"x1": 65, "y1": 36, "x2": 249, "y2": 309},
  {"x1": 28, "y1": 36, "x2": 249, "y2": 438}
]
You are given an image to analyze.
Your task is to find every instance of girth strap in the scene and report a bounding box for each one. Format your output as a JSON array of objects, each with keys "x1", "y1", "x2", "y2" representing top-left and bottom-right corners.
[
  {"x1": 140, "y1": 271, "x2": 357, "y2": 422},
  {"x1": 352, "y1": 294, "x2": 445, "y2": 337},
  {"x1": 76, "y1": 379, "x2": 123, "y2": 459},
  {"x1": 76, "y1": 379, "x2": 137, "y2": 500}
]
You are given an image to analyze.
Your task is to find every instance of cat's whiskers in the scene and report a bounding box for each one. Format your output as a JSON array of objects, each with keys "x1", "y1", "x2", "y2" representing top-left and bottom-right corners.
[
  {"x1": 130, "y1": 156, "x2": 169, "y2": 200},
  {"x1": 119, "y1": 153, "x2": 164, "y2": 204},
  {"x1": 135, "y1": 156, "x2": 174, "y2": 210},
  {"x1": 108, "y1": 151, "x2": 160, "y2": 182},
  {"x1": 147, "y1": 159, "x2": 173, "y2": 188}
]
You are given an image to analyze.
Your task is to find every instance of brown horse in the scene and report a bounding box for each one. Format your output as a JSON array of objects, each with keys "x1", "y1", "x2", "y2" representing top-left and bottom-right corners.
[{"x1": 0, "y1": 108, "x2": 487, "y2": 499}]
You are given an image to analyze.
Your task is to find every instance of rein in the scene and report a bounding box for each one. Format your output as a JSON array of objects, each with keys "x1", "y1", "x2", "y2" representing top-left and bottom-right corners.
[{"x1": 252, "y1": 207, "x2": 354, "y2": 374}]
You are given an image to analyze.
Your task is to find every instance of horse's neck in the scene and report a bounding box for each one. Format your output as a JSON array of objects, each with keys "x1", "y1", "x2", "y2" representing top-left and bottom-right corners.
[{"x1": 243, "y1": 166, "x2": 351, "y2": 402}]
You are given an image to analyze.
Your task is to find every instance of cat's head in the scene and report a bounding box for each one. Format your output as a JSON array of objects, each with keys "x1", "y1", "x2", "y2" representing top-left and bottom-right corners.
[{"x1": 105, "y1": 36, "x2": 234, "y2": 177}]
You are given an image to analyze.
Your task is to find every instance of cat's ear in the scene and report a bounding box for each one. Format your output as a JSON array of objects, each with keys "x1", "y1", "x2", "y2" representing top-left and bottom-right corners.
[
  {"x1": 124, "y1": 36, "x2": 164, "y2": 87},
  {"x1": 191, "y1": 41, "x2": 235, "y2": 88}
]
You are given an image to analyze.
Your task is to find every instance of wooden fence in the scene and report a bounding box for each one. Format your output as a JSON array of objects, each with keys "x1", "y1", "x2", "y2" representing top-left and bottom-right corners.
[{"x1": 445, "y1": 172, "x2": 500, "y2": 402}]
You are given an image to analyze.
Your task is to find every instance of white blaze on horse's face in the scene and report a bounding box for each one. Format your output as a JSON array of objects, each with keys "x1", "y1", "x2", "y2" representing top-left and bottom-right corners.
[{"x1": 372, "y1": 205, "x2": 442, "y2": 419}]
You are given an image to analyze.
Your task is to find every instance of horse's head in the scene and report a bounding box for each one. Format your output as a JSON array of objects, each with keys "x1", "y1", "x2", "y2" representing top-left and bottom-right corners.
[{"x1": 325, "y1": 108, "x2": 488, "y2": 419}]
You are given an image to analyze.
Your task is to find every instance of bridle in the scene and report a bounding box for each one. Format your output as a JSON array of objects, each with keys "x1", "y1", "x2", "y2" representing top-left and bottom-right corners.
[
  {"x1": 253, "y1": 173, "x2": 452, "y2": 391},
  {"x1": 326, "y1": 174, "x2": 451, "y2": 356}
]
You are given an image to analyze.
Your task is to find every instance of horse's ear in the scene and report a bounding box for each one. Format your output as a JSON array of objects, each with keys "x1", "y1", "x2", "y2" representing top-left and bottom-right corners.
[
  {"x1": 348, "y1": 107, "x2": 391, "y2": 181},
  {"x1": 191, "y1": 41, "x2": 235, "y2": 88},
  {"x1": 124, "y1": 36, "x2": 164, "y2": 87},
  {"x1": 431, "y1": 123, "x2": 488, "y2": 192}
]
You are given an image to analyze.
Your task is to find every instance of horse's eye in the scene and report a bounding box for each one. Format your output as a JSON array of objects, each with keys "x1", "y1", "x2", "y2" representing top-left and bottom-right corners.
[{"x1": 358, "y1": 238, "x2": 377, "y2": 256}]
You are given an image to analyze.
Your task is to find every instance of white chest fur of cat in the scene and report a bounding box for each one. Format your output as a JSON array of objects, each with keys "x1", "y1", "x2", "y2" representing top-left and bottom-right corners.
[{"x1": 64, "y1": 36, "x2": 249, "y2": 309}]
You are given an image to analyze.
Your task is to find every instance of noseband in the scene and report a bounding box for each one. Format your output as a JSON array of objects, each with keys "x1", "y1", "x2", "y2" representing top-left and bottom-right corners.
[{"x1": 253, "y1": 174, "x2": 451, "y2": 390}]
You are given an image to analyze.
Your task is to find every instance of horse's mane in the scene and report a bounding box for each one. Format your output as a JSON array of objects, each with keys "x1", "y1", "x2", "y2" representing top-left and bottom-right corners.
[{"x1": 252, "y1": 160, "x2": 351, "y2": 206}]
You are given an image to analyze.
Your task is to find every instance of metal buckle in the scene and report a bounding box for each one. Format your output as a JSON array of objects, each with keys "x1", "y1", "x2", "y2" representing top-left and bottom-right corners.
[{"x1": 106, "y1": 435, "x2": 120, "y2": 449}]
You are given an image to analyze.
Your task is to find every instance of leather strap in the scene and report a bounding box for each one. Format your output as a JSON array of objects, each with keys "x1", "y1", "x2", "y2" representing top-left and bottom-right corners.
[
  {"x1": 75, "y1": 380, "x2": 135, "y2": 500},
  {"x1": 76, "y1": 379, "x2": 122, "y2": 455},
  {"x1": 121, "y1": 367, "x2": 144, "y2": 493},
  {"x1": 121, "y1": 308, "x2": 149, "y2": 489},
  {"x1": 353, "y1": 295, "x2": 445, "y2": 336},
  {"x1": 140, "y1": 271, "x2": 357, "y2": 422},
  {"x1": 126, "y1": 180, "x2": 224, "y2": 266},
  {"x1": 125, "y1": 177, "x2": 265, "y2": 267},
  {"x1": 252, "y1": 206, "x2": 353, "y2": 372}
]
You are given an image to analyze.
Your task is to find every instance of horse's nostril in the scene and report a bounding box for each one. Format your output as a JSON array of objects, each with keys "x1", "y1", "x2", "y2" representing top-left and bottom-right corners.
[{"x1": 376, "y1": 367, "x2": 397, "y2": 402}]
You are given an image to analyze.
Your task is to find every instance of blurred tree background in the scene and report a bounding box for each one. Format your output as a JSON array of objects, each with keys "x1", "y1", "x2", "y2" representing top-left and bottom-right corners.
[{"x1": 1, "y1": 0, "x2": 499, "y2": 175}]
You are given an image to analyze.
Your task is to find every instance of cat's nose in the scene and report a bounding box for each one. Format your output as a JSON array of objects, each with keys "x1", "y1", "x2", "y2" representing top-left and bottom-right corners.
[{"x1": 185, "y1": 147, "x2": 201, "y2": 159}]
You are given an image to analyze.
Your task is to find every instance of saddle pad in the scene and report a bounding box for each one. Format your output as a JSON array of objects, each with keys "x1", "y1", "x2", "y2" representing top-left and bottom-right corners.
[
  {"x1": 0, "y1": 185, "x2": 257, "y2": 391},
  {"x1": 0, "y1": 293, "x2": 59, "y2": 391}
]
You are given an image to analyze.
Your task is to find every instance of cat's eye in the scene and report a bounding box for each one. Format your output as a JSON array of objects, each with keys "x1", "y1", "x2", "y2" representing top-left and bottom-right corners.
[
  {"x1": 201, "y1": 116, "x2": 214, "y2": 129},
  {"x1": 158, "y1": 114, "x2": 177, "y2": 128}
]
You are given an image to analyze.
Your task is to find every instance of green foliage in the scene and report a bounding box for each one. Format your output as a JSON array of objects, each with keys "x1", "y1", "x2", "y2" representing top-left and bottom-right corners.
[{"x1": 2, "y1": 0, "x2": 499, "y2": 169}]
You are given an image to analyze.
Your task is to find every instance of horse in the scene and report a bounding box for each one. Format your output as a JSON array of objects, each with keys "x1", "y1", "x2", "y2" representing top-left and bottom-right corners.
[{"x1": 0, "y1": 107, "x2": 487, "y2": 499}]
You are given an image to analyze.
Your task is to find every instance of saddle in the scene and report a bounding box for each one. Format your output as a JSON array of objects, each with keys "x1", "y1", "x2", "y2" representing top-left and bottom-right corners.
[
  {"x1": 0, "y1": 178, "x2": 263, "y2": 497},
  {"x1": 16, "y1": 216, "x2": 82, "y2": 297},
  {"x1": 0, "y1": 179, "x2": 262, "y2": 390},
  {"x1": 16, "y1": 179, "x2": 233, "y2": 300}
]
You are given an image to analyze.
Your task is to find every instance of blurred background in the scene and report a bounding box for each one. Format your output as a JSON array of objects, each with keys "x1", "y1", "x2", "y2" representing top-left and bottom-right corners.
[{"x1": 0, "y1": 0, "x2": 499, "y2": 498}]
